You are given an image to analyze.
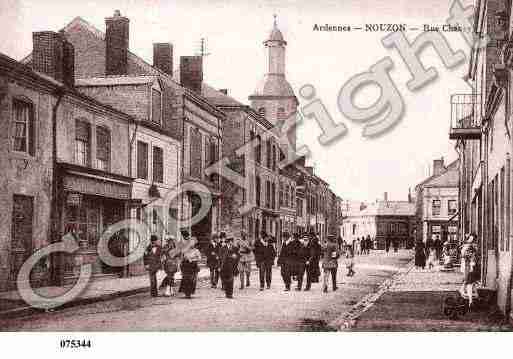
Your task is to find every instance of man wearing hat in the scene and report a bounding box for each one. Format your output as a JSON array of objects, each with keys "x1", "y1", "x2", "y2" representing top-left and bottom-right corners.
[
  {"x1": 143, "y1": 234, "x2": 162, "y2": 297},
  {"x1": 278, "y1": 232, "x2": 297, "y2": 291},
  {"x1": 206, "y1": 233, "x2": 221, "y2": 288},
  {"x1": 254, "y1": 231, "x2": 276, "y2": 290},
  {"x1": 220, "y1": 236, "x2": 240, "y2": 298},
  {"x1": 237, "y1": 232, "x2": 254, "y2": 290}
]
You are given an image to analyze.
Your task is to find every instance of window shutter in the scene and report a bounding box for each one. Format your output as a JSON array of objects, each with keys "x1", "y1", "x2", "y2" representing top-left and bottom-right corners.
[{"x1": 28, "y1": 104, "x2": 35, "y2": 156}]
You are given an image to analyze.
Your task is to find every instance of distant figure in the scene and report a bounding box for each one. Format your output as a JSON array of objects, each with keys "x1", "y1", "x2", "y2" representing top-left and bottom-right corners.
[
  {"x1": 143, "y1": 235, "x2": 162, "y2": 297},
  {"x1": 414, "y1": 240, "x2": 426, "y2": 270},
  {"x1": 393, "y1": 237, "x2": 399, "y2": 253},
  {"x1": 460, "y1": 233, "x2": 478, "y2": 309},
  {"x1": 366, "y1": 234, "x2": 372, "y2": 254},
  {"x1": 161, "y1": 235, "x2": 179, "y2": 297},
  {"x1": 385, "y1": 234, "x2": 391, "y2": 254},
  {"x1": 206, "y1": 233, "x2": 221, "y2": 288},
  {"x1": 237, "y1": 232, "x2": 254, "y2": 290},
  {"x1": 220, "y1": 237, "x2": 240, "y2": 299},
  {"x1": 346, "y1": 243, "x2": 355, "y2": 277},
  {"x1": 321, "y1": 236, "x2": 340, "y2": 293},
  {"x1": 278, "y1": 232, "x2": 296, "y2": 291},
  {"x1": 254, "y1": 231, "x2": 276, "y2": 290},
  {"x1": 304, "y1": 234, "x2": 321, "y2": 291}
]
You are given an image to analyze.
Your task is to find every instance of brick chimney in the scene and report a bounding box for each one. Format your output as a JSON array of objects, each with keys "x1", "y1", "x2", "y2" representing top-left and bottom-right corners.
[
  {"x1": 105, "y1": 10, "x2": 129, "y2": 76},
  {"x1": 32, "y1": 31, "x2": 75, "y2": 87},
  {"x1": 433, "y1": 157, "x2": 445, "y2": 176},
  {"x1": 153, "y1": 43, "x2": 173, "y2": 76},
  {"x1": 384, "y1": 192, "x2": 388, "y2": 202},
  {"x1": 180, "y1": 56, "x2": 203, "y2": 93}
]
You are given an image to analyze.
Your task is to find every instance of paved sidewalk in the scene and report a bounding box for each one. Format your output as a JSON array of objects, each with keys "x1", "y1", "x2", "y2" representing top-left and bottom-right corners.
[
  {"x1": 0, "y1": 268, "x2": 211, "y2": 318},
  {"x1": 351, "y1": 264, "x2": 513, "y2": 331}
]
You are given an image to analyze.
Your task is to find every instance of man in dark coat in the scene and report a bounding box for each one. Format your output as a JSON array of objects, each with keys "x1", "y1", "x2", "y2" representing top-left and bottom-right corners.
[
  {"x1": 366, "y1": 234, "x2": 372, "y2": 254},
  {"x1": 220, "y1": 237, "x2": 240, "y2": 298},
  {"x1": 385, "y1": 234, "x2": 391, "y2": 254},
  {"x1": 304, "y1": 235, "x2": 322, "y2": 291},
  {"x1": 206, "y1": 234, "x2": 220, "y2": 288},
  {"x1": 295, "y1": 235, "x2": 310, "y2": 291},
  {"x1": 254, "y1": 231, "x2": 276, "y2": 291},
  {"x1": 278, "y1": 232, "x2": 297, "y2": 291},
  {"x1": 143, "y1": 235, "x2": 162, "y2": 297}
]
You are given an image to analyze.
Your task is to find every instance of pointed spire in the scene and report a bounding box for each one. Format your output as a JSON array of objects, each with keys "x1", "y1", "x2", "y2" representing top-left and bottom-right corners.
[{"x1": 273, "y1": 14, "x2": 278, "y2": 29}]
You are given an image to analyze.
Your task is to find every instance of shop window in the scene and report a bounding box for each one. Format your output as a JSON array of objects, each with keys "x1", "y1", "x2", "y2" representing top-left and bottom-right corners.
[
  {"x1": 432, "y1": 199, "x2": 441, "y2": 216},
  {"x1": 12, "y1": 99, "x2": 35, "y2": 155},
  {"x1": 137, "y1": 141, "x2": 148, "y2": 180},
  {"x1": 96, "y1": 126, "x2": 111, "y2": 171},
  {"x1": 75, "y1": 120, "x2": 91, "y2": 166},
  {"x1": 151, "y1": 89, "x2": 162, "y2": 125}
]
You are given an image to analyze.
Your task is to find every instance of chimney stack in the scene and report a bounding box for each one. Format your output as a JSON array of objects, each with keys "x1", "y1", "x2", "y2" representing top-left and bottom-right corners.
[
  {"x1": 408, "y1": 188, "x2": 412, "y2": 203},
  {"x1": 153, "y1": 42, "x2": 173, "y2": 76},
  {"x1": 384, "y1": 192, "x2": 388, "y2": 202},
  {"x1": 32, "y1": 31, "x2": 75, "y2": 87},
  {"x1": 433, "y1": 157, "x2": 445, "y2": 176},
  {"x1": 105, "y1": 10, "x2": 129, "y2": 76},
  {"x1": 180, "y1": 56, "x2": 203, "y2": 93}
]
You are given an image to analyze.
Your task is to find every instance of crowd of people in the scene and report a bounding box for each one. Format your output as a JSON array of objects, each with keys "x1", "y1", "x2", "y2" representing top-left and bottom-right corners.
[{"x1": 143, "y1": 230, "x2": 356, "y2": 299}]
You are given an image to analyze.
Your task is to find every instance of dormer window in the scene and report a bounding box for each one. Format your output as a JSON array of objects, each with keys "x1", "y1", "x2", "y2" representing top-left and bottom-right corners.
[
  {"x1": 151, "y1": 89, "x2": 162, "y2": 125},
  {"x1": 258, "y1": 107, "x2": 266, "y2": 117}
]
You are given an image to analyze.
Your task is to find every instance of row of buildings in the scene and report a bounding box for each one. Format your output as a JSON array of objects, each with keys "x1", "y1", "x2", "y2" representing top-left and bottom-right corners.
[
  {"x1": 448, "y1": 0, "x2": 513, "y2": 319},
  {"x1": 0, "y1": 11, "x2": 343, "y2": 291},
  {"x1": 341, "y1": 157, "x2": 460, "y2": 250}
]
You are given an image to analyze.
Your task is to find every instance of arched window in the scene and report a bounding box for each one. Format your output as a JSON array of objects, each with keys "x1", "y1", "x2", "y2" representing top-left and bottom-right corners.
[
  {"x1": 96, "y1": 126, "x2": 111, "y2": 171},
  {"x1": 12, "y1": 98, "x2": 35, "y2": 155},
  {"x1": 75, "y1": 119, "x2": 91, "y2": 166}
]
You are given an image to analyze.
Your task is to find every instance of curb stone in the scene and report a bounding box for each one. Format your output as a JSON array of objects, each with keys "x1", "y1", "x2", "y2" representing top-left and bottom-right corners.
[
  {"x1": 327, "y1": 259, "x2": 415, "y2": 331},
  {"x1": 0, "y1": 273, "x2": 213, "y2": 320}
]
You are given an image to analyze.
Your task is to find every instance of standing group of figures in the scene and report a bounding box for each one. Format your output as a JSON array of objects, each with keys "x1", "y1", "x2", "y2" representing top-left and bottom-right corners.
[{"x1": 143, "y1": 230, "x2": 348, "y2": 300}]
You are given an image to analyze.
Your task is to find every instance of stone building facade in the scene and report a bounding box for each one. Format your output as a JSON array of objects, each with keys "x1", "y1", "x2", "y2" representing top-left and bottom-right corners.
[{"x1": 449, "y1": 0, "x2": 513, "y2": 317}]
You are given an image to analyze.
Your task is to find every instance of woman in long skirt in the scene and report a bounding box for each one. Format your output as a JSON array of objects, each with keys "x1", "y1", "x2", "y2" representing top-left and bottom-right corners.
[{"x1": 414, "y1": 240, "x2": 426, "y2": 270}]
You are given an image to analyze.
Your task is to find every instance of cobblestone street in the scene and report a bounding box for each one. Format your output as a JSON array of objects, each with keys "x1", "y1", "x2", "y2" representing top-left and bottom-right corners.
[{"x1": 0, "y1": 251, "x2": 411, "y2": 331}]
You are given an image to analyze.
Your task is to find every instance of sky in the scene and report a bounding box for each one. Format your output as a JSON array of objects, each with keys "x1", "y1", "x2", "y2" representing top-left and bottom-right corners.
[{"x1": 0, "y1": 0, "x2": 472, "y2": 202}]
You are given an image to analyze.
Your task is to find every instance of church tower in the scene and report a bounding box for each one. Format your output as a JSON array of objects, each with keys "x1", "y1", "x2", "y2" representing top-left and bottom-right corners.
[{"x1": 249, "y1": 16, "x2": 298, "y2": 150}]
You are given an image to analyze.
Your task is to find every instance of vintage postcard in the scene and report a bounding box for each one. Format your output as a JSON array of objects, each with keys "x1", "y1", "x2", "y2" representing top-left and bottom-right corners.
[{"x1": 0, "y1": 0, "x2": 512, "y2": 350}]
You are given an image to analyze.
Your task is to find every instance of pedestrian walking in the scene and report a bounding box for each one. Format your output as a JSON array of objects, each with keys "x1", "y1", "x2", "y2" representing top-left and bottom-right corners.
[
  {"x1": 143, "y1": 235, "x2": 162, "y2": 297},
  {"x1": 433, "y1": 234, "x2": 442, "y2": 262},
  {"x1": 460, "y1": 233, "x2": 478, "y2": 310},
  {"x1": 178, "y1": 231, "x2": 201, "y2": 299},
  {"x1": 220, "y1": 237, "x2": 240, "y2": 299},
  {"x1": 304, "y1": 234, "x2": 321, "y2": 291},
  {"x1": 355, "y1": 237, "x2": 361, "y2": 256},
  {"x1": 238, "y1": 232, "x2": 254, "y2": 290},
  {"x1": 414, "y1": 240, "x2": 426, "y2": 270},
  {"x1": 346, "y1": 243, "x2": 355, "y2": 277},
  {"x1": 427, "y1": 246, "x2": 437, "y2": 270},
  {"x1": 206, "y1": 234, "x2": 221, "y2": 288},
  {"x1": 321, "y1": 235, "x2": 340, "y2": 293},
  {"x1": 295, "y1": 235, "x2": 310, "y2": 291},
  {"x1": 278, "y1": 232, "x2": 296, "y2": 291},
  {"x1": 385, "y1": 234, "x2": 391, "y2": 254},
  {"x1": 254, "y1": 231, "x2": 276, "y2": 290},
  {"x1": 393, "y1": 237, "x2": 399, "y2": 253},
  {"x1": 366, "y1": 234, "x2": 372, "y2": 254},
  {"x1": 161, "y1": 235, "x2": 180, "y2": 297}
]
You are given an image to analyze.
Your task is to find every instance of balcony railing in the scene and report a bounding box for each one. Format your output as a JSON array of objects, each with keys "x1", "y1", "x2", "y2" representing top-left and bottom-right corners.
[{"x1": 449, "y1": 94, "x2": 482, "y2": 140}]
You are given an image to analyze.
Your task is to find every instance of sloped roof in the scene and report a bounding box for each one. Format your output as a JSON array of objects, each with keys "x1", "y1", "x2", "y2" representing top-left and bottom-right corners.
[
  {"x1": 76, "y1": 75, "x2": 157, "y2": 87},
  {"x1": 351, "y1": 201, "x2": 415, "y2": 217},
  {"x1": 417, "y1": 159, "x2": 459, "y2": 189},
  {"x1": 201, "y1": 83, "x2": 244, "y2": 107},
  {"x1": 251, "y1": 73, "x2": 295, "y2": 97}
]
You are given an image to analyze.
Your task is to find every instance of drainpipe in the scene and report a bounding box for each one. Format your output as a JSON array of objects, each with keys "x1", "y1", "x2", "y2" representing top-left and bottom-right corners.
[
  {"x1": 180, "y1": 93, "x2": 186, "y2": 233},
  {"x1": 50, "y1": 89, "x2": 64, "y2": 286},
  {"x1": 125, "y1": 118, "x2": 139, "y2": 277}
]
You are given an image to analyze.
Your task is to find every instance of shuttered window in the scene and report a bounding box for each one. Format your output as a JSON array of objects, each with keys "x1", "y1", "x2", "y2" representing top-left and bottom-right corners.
[
  {"x1": 152, "y1": 89, "x2": 162, "y2": 125},
  {"x1": 153, "y1": 146, "x2": 164, "y2": 183},
  {"x1": 190, "y1": 128, "x2": 202, "y2": 179},
  {"x1": 12, "y1": 99, "x2": 35, "y2": 155},
  {"x1": 75, "y1": 120, "x2": 91, "y2": 166},
  {"x1": 137, "y1": 141, "x2": 148, "y2": 180},
  {"x1": 96, "y1": 126, "x2": 110, "y2": 171}
]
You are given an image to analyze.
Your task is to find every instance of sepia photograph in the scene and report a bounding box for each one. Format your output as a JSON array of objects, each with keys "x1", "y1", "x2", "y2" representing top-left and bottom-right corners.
[{"x1": 0, "y1": 0, "x2": 512, "y2": 351}]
